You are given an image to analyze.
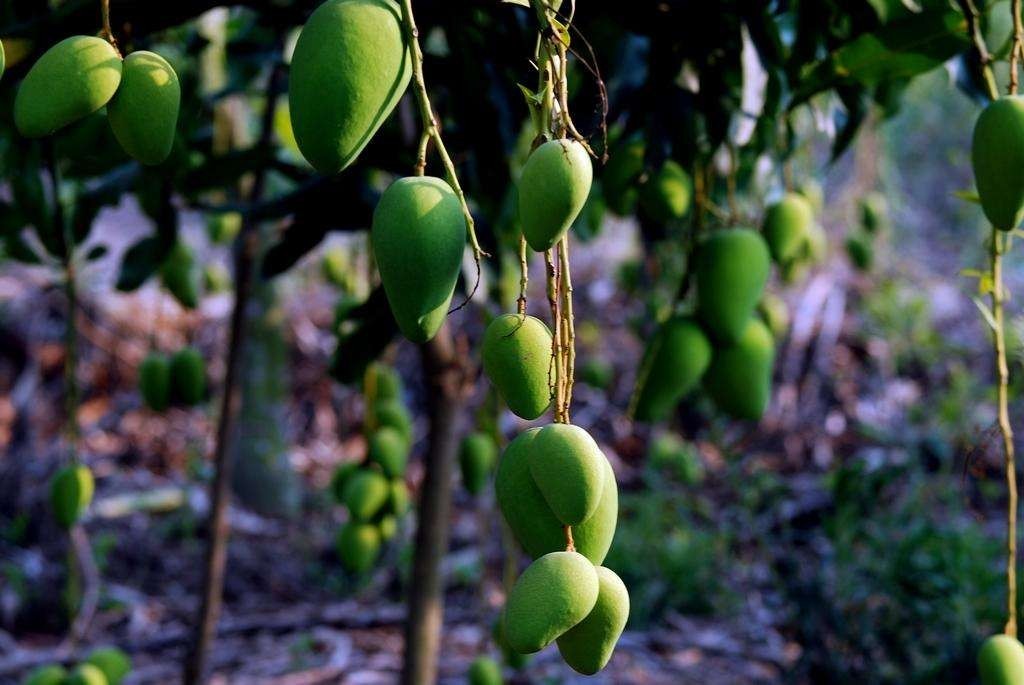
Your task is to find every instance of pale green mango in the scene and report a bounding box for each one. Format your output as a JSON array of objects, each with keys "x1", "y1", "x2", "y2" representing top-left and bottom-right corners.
[
  {"x1": 377, "y1": 514, "x2": 397, "y2": 540},
  {"x1": 15, "y1": 36, "x2": 122, "y2": 137},
  {"x1": 459, "y1": 432, "x2": 497, "y2": 495},
  {"x1": 50, "y1": 464, "x2": 94, "y2": 529},
  {"x1": 979, "y1": 634, "x2": 1024, "y2": 685},
  {"x1": 481, "y1": 314, "x2": 552, "y2": 420},
  {"x1": 467, "y1": 656, "x2": 502, "y2": 685},
  {"x1": 107, "y1": 50, "x2": 180, "y2": 165},
  {"x1": 85, "y1": 647, "x2": 131, "y2": 685},
  {"x1": 638, "y1": 160, "x2": 692, "y2": 223},
  {"x1": 695, "y1": 228, "x2": 771, "y2": 344},
  {"x1": 803, "y1": 221, "x2": 828, "y2": 264},
  {"x1": 336, "y1": 521, "x2": 381, "y2": 573},
  {"x1": 367, "y1": 363, "x2": 403, "y2": 401},
  {"x1": 518, "y1": 139, "x2": 593, "y2": 251},
  {"x1": 556, "y1": 566, "x2": 630, "y2": 675},
  {"x1": 763, "y1": 192, "x2": 813, "y2": 264},
  {"x1": 601, "y1": 137, "x2": 644, "y2": 215},
  {"x1": 496, "y1": 429, "x2": 617, "y2": 564},
  {"x1": 343, "y1": 469, "x2": 390, "y2": 520},
  {"x1": 633, "y1": 316, "x2": 711, "y2": 422},
  {"x1": 972, "y1": 96, "x2": 1024, "y2": 230},
  {"x1": 527, "y1": 424, "x2": 606, "y2": 526},
  {"x1": 288, "y1": 0, "x2": 411, "y2": 173},
  {"x1": 703, "y1": 318, "x2": 775, "y2": 421},
  {"x1": 388, "y1": 479, "x2": 410, "y2": 515},
  {"x1": 371, "y1": 176, "x2": 466, "y2": 342},
  {"x1": 503, "y1": 551, "x2": 599, "y2": 654},
  {"x1": 368, "y1": 426, "x2": 408, "y2": 477},
  {"x1": 757, "y1": 293, "x2": 790, "y2": 341},
  {"x1": 65, "y1": 663, "x2": 108, "y2": 685}
]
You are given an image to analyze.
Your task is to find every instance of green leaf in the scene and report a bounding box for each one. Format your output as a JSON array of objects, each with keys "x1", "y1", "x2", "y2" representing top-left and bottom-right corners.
[
  {"x1": 116, "y1": 236, "x2": 167, "y2": 292},
  {"x1": 954, "y1": 189, "x2": 981, "y2": 204},
  {"x1": 973, "y1": 296, "x2": 998, "y2": 331}
]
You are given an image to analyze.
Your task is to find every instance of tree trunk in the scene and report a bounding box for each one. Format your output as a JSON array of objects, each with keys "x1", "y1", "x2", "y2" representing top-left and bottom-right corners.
[{"x1": 401, "y1": 324, "x2": 467, "y2": 685}]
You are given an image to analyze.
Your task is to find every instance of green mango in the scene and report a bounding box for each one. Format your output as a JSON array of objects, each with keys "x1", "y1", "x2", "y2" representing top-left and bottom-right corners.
[
  {"x1": 757, "y1": 293, "x2": 789, "y2": 341},
  {"x1": 65, "y1": 663, "x2": 108, "y2": 685},
  {"x1": 762, "y1": 192, "x2": 814, "y2": 264},
  {"x1": 780, "y1": 258, "x2": 808, "y2": 285},
  {"x1": 459, "y1": 431, "x2": 497, "y2": 495},
  {"x1": 85, "y1": 647, "x2": 131, "y2": 685},
  {"x1": 481, "y1": 314, "x2": 552, "y2": 420},
  {"x1": 803, "y1": 221, "x2": 828, "y2": 264},
  {"x1": 496, "y1": 428, "x2": 617, "y2": 564},
  {"x1": 845, "y1": 232, "x2": 873, "y2": 271},
  {"x1": 972, "y1": 96, "x2": 1024, "y2": 230},
  {"x1": 703, "y1": 318, "x2": 775, "y2": 421},
  {"x1": 503, "y1": 551, "x2": 599, "y2": 654},
  {"x1": 374, "y1": 398, "x2": 413, "y2": 445},
  {"x1": 336, "y1": 521, "x2": 381, "y2": 573},
  {"x1": 50, "y1": 464, "x2": 95, "y2": 529},
  {"x1": 21, "y1": 664, "x2": 66, "y2": 685},
  {"x1": 343, "y1": 469, "x2": 390, "y2": 520},
  {"x1": 288, "y1": 0, "x2": 411, "y2": 173},
  {"x1": 467, "y1": 656, "x2": 503, "y2": 685},
  {"x1": 638, "y1": 160, "x2": 692, "y2": 223},
  {"x1": 170, "y1": 346, "x2": 205, "y2": 406},
  {"x1": 368, "y1": 426, "x2": 409, "y2": 477},
  {"x1": 527, "y1": 424, "x2": 607, "y2": 526},
  {"x1": 161, "y1": 241, "x2": 201, "y2": 309},
  {"x1": 321, "y1": 246, "x2": 350, "y2": 289},
  {"x1": 138, "y1": 352, "x2": 171, "y2": 411},
  {"x1": 371, "y1": 176, "x2": 466, "y2": 342},
  {"x1": 107, "y1": 50, "x2": 180, "y2": 165},
  {"x1": 205, "y1": 212, "x2": 242, "y2": 245},
  {"x1": 979, "y1": 634, "x2": 1024, "y2": 685},
  {"x1": 578, "y1": 358, "x2": 613, "y2": 390},
  {"x1": 377, "y1": 514, "x2": 397, "y2": 540},
  {"x1": 366, "y1": 363, "x2": 403, "y2": 401},
  {"x1": 330, "y1": 462, "x2": 361, "y2": 503},
  {"x1": 15, "y1": 36, "x2": 122, "y2": 138},
  {"x1": 518, "y1": 139, "x2": 593, "y2": 251},
  {"x1": 694, "y1": 228, "x2": 770, "y2": 344},
  {"x1": 647, "y1": 432, "x2": 704, "y2": 485},
  {"x1": 556, "y1": 566, "x2": 630, "y2": 675},
  {"x1": 388, "y1": 479, "x2": 410, "y2": 515},
  {"x1": 203, "y1": 264, "x2": 231, "y2": 294},
  {"x1": 601, "y1": 137, "x2": 644, "y2": 216},
  {"x1": 632, "y1": 316, "x2": 711, "y2": 422}
]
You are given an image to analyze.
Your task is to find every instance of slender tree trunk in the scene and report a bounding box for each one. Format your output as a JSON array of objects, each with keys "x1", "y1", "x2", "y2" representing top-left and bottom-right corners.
[{"x1": 401, "y1": 324, "x2": 467, "y2": 685}]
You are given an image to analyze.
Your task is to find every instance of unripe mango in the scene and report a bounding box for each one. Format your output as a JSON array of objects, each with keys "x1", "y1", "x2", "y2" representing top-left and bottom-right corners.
[
  {"x1": 377, "y1": 514, "x2": 397, "y2": 540},
  {"x1": 601, "y1": 137, "x2": 644, "y2": 216},
  {"x1": 21, "y1": 664, "x2": 66, "y2": 685},
  {"x1": 467, "y1": 656, "x2": 502, "y2": 685},
  {"x1": 139, "y1": 352, "x2": 171, "y2": 411},
  {"x1": 803, "y1": 221, "x2": 828, "y2": 264},
  {"x1": 527, "y1": 424, "x2": 607, "y2": 526},
  {"x1": 367, "y1": 363, "x2": 403, "y2": 401},
  {"x1": 638, "y1": 160, "x2": 692, "y2": 223},
  {"x1": 492, "y1": 609, "x2": 531, "y2": 669},
  {"x1": 459, "y1": 432, "x2": 497, "y2": 495},
  {"x1": 85, "y1": 647, "x2": 131, "y2": 685},
  {"x1": 107, "y1": 51, "x2": 180, "y2": 165},
  {"x1": 556, "y1": 566, "x2": 630, "y2": 675},
  {"x1": 368, "y1": 426, "x2": 408, "y2": 477},
  {"x1": 336, "y1": 521, "x2": 381, "y2": 573},
  {"x1": 757, "y1": 293, "x2": 790, "y2": 341},
  {"x1": 15, "y1": 36, "x2": 122, "y2": 138},
  {"x1": 481, "y1": 314, "x2": 552, "y2": 420},
  {"x1": 343, "y1": 469, "x2": 390, "y2": 520},
  {"x1": 65, "y1": 664, "x2": 108, "y2": 685},
  {"x1": 388, "y1": 479, "x2": 410, "y2": 515},
  {"x1": 763, "y1": 193, "x2": 813, "y2": 264},
  {"x1": 374, "y1": 398, "x2": 413, "y2": 445},
  {"x1": 518, "y1": 139, "x2": 593, "y2": 251},
  {"x1": 371, "y1": 176, "x2": 466, "y2": 342},
  {"x1": 205, "y1": 212, "x2": 242, "y2": 245},
  {"x1": 161, "y1": 241, "x2": 201, "y2": 310},
  {"x1": 973, "y1": 96, "x2": 1024, "y2": 230},
  {"x1": 633, "y1": 316, "x2": 711, "y2": 422},
  {"x1": 496, "y1": 429, "x2": 617, "y2": 564},
  {"x1": 170, "y1": 346, "x2": 205, "y2": 406},
  {"x1": 50, "y1": 464, "x2": 95, "y2": 529},
  {"x1": 503, "y1": 551, "x2": 599, "y2": 654},
  {"x1": 979, "y1": 634, "x2": 1024, "y2": 685},
  {"x1": 288, "y1": 0, "x2": 411, "y2": 173},
  {"x1": 846, "y1": 232, "x2": 873, "y2": 271},
  {"x1": 695, "y1": 229, "x2": 770, "y2": 344},
  {"x1": 703, "y1": 318, "x2": 774, "y2": 421}
]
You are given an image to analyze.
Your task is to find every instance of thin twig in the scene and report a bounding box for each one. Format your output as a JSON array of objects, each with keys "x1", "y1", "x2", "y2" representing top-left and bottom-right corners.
[
  {"x1": 517, "y1": 234, "x2": 529, "y2": 315},
  {"x1": 99, "y1": 0, "x2": 121, "y2": 56},
  {"x1": 557, "y1": 236, "x2": 575, "y2": 420}
]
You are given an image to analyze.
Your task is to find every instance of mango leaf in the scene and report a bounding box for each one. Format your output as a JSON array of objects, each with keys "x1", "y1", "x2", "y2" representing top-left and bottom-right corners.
[
  {"x1": 954, "y1": 189, "x2": 981, "y2": 204},
  {"x1": 117, "y1": 236, "x2": 170, "y2": 292},
  {"x1": 972, "y1": 296, "x2": 998, "y2": 331}
]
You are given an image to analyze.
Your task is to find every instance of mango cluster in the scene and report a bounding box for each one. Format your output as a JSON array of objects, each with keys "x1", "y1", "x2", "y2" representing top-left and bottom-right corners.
[
  {"x1": 601, "y1": 136, "x2": 693, "y2": 223},
  {"x1": 979, "y1": 634, "x2": 1024, "y2": 685},
  {"x1": 138, "y1": 346, "x2": 206, "y2": 411},
  {"x1": 15, "y1": 36, "x2": 179, "y2": 165},
  {"x1": 22, "y1": 646, "x2": 131, "y2": 685},
  {"x1": 763, "y1": 191, "x2": 827, "y2": 284},
  {"x1": 331, "y1": 364, "x2": 412, "y2": 574},
  {"x1": 495, "y1": 424, "x2": 629, "y2": 674},
  {"x1": 845, "y1": 192, "x2": 887, "y2": 273}
]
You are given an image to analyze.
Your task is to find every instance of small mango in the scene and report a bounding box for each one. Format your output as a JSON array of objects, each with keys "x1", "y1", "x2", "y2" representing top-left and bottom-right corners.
[
  {"x1": 15, "y1": 36, "x2": 122, "y2": 137},
  {"x1": 979, "y1": 634, "x2": 1024, "y2": 685},
  {"x1": 50, "y1": 464, "x2": 95, "y2": 529},
  {"x1": 377, "y1": 514, "x2": 397, "y2": 540},
  {"x1": 601, "y1": 137, "x2": 644, "y2": 216},
  {"x1": 138, "y1": 351, "x2": 171, "y2": 411},
  {"x1": 638, "y1": 160, "x2": 692, "y2": 223},
  {"x1": 757, "y1": 293, "x2": 790, "y2": 341},
  {"x1": 85, "y1": 647, "x2": 131, "y2": 685},
  {"x1": 556, "y1": 566, "x2": 630, "y2": 675},
  {"x1": 368, "y1": 426, "x2": 409, "y2": 478},
  {"x1": 632, "y1": 316, "x2": 711, "y2": 422},
  {"x1": 64, "y1": 664, "x2": 109, "y2": 685},
  {"x1": 762, "y1": 192, "x2": 813, "y2": 264},
  {"x1": 459, "y1": 432, "x2": 497, "y2": 495},
  {"x1": 972, "y1": 96, "x2": 1024, "y2": 230},
  {"x1": 481, "y1": 314, "x2": 552, "y2": 420},
  {"x1": 518, "y1": 139, "x2": 593, "y2": 251},
  {"x1": 343, "y1": 469, "x2": 390, "y2": 521},
  {"x1": 367, "y1": 363, "x2": 403, "y2": 402},
  {"x1": 107, "y1": 51, "x2": 180, "y2": 165},
  {"x1": 170, "y1": 346, "x2": 205, "y2": 406},
  {"x1": 467, "y1": 656, "x2": 503, "y2": 685},
  {"x1": 388, "y1": 479, "x2": 410, "y2": 515},
  {"x1": 527, "y1": 424, "x2": 607, "y2": 526},
  {"x1": 288, "y1": 0, "x2": 411, "y2": 173},
  {"x1": 374, "y1": 398, "x2": 413, "y2": 445},
  {"x1": 161, "y1": 241, "x2": 201, "y2": 310},
  {"x1": 845, "y1": 232, "x2": 873, "y2": 271},
  {"x1": 21, "y1": 664, "x2": 66, "y2": 685},
  {"x1": 371, "y1": 176, "x2": 466, "y2": 342},
  {"x1": 336, "y1": 521, "x2": 381, "y2": 573},
  {"x1": 695, "y1": 228, "x2": 770, "y2": 344},
  {"x1": 703, "y1": 318, "x2": 775, "y2": 421}
]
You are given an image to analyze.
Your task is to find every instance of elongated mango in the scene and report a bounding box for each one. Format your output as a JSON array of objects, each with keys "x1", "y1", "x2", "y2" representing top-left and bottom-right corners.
[
  {"x1": 481, "y1": 314, "x2": 552, "y2": 420},
  {"x1": 602, "y1": 137, "x2": 644, "y2": 216},
  {"x1": 633, "y1": 316, "x2": 711, "y2": 422},
  {"x1": 519, "y1": 139, "x2": 593, "y2": 251},
  {"x1": 368, "y1": 426, "x2": 408, "y2": 477},
  {"x1": 170, "y1": 346, "x2": 205, "y2": 406},
  {"x1": 50, "y1": 464, "x2": 95, "y2": 529},
  {"x1": 15, "y1": 36, "x2": 122, "y2": 137},
  {"x1": 503, "y1": 551, "x2": 599, "y2": 654},
  {"x1": 459, "y1": 432, "x2": 497, "y2": 495},
  {"x1": 107, "y1": 50, "x2": 180, "y2": 165},
  {"x1": 695, "y1": 228, "x2": 770, "y2": 344},
  {"x1": 556, "y1": 566, "x2": 630, "y2": 674},
  {"x1": 972, "y1": 96, "x2": 1024, "y2": 230},
  {"x1": 336, "y1": 521, "x2": 381, "y2": 573},
  {"x1": 703, "y1": 318, "x2": 774, "y2": 421},
  {"x1": 343, "y1": 469, "x2": 390, "y2": 520},
  {"x1": 138, "y1": 352, "x2": 171, "y2": 411},
  {"x1": 288, "y1": 0, "x2": 411, "y2": 174},
  {"x1": 979, "y1": 634, "x2": 1024, "y2": 685},
  {"x1": 371, "y1": 176, "x2": 466, "y2": 342},
  {"x1": 161, "y1": 241, "x2": 201, "y2": 310},
  {"x1": 527, "y1": 424, "x2": 606, "y2": 526},
  {"x1": 762, "y1": 192, "x2": 813, "y2": 264}
]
